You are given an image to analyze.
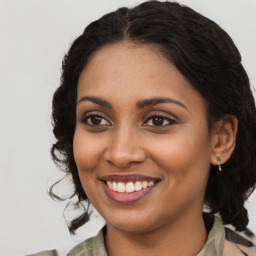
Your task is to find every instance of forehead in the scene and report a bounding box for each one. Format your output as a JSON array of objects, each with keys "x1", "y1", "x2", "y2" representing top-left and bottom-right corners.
[
  {"x1": 78, "y1": 42, "x2": 171, "y2": 88},
  {"x1": 77, "y1": 41, "x2": 206, "y2": 112}
]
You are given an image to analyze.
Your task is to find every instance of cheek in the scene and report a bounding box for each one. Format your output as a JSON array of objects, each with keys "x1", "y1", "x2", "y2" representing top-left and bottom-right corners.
[
  {"x1": 170, "y1": 140, "x2": 209, "y2": 170},
  {"x1": 73, "y1": 128, "x2": 103, "y2": 174},
  {"x1": 73, "y1": 129, "x2": 104, "y2": 202},
  {"x1": 149, "y1": 129, "x2": 212, "y2": 189}
]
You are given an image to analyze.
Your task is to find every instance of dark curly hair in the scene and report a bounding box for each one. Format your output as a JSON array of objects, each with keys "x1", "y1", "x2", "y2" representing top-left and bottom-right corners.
[{"x1": 50, "y1": 0, "x2": 256, "y2": 234}]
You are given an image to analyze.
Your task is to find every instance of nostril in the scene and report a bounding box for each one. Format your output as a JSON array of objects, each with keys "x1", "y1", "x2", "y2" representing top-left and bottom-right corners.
[
  {"x1": 103, "y1": 136, "x2": 147, "y2": 168},
  {"x1": 104, "y1": 150, "x2": 147, "y2": 169}
]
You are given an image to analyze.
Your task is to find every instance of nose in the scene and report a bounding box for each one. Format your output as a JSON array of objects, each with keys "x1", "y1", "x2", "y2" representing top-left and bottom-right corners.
[{"x1": 104, "y1": 126, "x2": 147, "y2": 168}]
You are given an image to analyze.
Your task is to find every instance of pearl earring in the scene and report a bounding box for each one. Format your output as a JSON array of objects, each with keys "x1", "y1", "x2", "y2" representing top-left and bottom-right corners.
[{"x1": 217, "y1": 157, "x2": 222, "y2": 171}]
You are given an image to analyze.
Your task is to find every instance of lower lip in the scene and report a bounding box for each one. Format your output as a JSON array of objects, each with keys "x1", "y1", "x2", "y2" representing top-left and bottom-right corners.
[{"x1": 102, "y1": 182, "x2": 158, "y2": 203}]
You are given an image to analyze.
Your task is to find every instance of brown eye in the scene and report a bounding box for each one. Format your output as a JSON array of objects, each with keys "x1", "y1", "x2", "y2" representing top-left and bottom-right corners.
[
  {"x1": 82, "y1": 114, "x2": 111, "y2": 126},
  {"x1": 152, "y1": 116, "x2": 164, "y2": 126},
  {"x1": 91, "y1": 116, "x2": 103, "y2": 125},
  {"x1": 144, "y1": 114, "x2": 177, "y2": 127}
]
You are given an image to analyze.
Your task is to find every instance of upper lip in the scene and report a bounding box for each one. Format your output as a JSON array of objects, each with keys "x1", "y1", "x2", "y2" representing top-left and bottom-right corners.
[{"x1": 99, "y1": 174, "x2": 161, "y2": 183}]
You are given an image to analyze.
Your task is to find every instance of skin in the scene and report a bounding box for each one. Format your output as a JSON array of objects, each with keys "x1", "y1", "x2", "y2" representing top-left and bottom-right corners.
[{"x1": 73, "y1": 42, "x2": 237, "y2": 256}]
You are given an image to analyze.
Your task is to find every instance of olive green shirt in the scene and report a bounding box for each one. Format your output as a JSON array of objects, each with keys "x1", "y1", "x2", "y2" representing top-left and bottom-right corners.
[{"x1": 28, "y1": 216, "x2": 255, "y2": 256}]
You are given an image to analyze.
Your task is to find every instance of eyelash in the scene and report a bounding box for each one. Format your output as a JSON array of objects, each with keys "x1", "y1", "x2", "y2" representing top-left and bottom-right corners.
[
  {"x1": 143, "y1": 113, "x2": 177, "y2": 127},
  {"x1": 80, "y1": 112, "x2": 177, "y2": 128},
  {"x1": 81, "y1": 112, "x2": 111, "y2": 127}
]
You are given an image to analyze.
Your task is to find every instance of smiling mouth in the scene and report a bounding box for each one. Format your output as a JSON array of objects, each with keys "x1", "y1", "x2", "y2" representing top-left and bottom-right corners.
[
  {"x1": 105, "y1": 180, "x2": 155, "y2": 193},
  {"x1": 100, "y1": 174, "x2": 160, "y2": 192}
]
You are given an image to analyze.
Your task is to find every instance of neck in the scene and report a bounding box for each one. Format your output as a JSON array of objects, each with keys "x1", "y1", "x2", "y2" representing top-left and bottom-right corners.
[{"x1": 105, "y1": 212, "x2": 207, "y2": 256}]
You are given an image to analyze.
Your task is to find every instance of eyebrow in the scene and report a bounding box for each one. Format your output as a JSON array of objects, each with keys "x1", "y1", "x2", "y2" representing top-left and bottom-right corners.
[
  {"x1": 77, "y1": 96, "x2": 187, "y2": 111},
  {"x1": 136, "y1": 97, "x2": 188, "y2": 110},
  {"x1": 77, "y1": 96, "x2": 112, "y2": 108}
]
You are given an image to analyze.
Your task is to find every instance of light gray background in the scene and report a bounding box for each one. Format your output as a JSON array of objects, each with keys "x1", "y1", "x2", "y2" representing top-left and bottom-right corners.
[{"x1": 0, "y1": 0, "x2": 255, "y2": 255}]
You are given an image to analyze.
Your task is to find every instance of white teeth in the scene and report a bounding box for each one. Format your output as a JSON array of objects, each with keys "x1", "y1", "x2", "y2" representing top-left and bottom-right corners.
[
  {"x1": 142, "y1": 181, "x2": 148, "y2": 189},
  {"x1": 149, "y1": 181, "x2": 154, "y2": 187},
  {"x1": 113, "y1": 181, "x2": 118, "y2": 192},
  {"x1": 117, "y1": 182, "x2": 126, "y2": 193},
  {"x1": 107, "y1": 181, "x2": 113, "y2": 190},
  {"x1": 106, "y1": 180, "x2": 156, "y2": 193},
  {"x1": 135, "y1": 181, "x2": 142, "y2": 191},
  {"x1": 126, "y1": 182, "x2": 135, "y2": 193}
]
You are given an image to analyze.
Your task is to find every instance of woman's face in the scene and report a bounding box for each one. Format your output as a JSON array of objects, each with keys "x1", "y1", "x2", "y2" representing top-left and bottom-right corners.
[{"x1": 74, "y1": 42, "x2": 216, "y2": 233}]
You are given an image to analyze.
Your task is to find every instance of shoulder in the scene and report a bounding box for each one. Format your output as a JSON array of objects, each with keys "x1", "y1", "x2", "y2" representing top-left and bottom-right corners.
[
  {"x1": 26, "y1": 250, "x2": 58, "y2": 256},
  {"x1": 223, "y1": 226, "x2": 256, "y2": 256},
  {"x1": 67, "y1": 228, "x2": 107, "y2": 256},
  {"x1": 199, "y1": 214, "x2": 255, "y2": 256},
  {"x1": 66, "y1": 237, "x2": 92, "y2": 256},
  {"x1": 27, "y1": 228, "x2": 106, "y2": 256}
]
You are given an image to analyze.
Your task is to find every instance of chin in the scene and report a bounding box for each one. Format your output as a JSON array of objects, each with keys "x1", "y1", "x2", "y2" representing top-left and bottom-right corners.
[{"x1": 102, "y1": 209, "x2": 162, "y2": 234}]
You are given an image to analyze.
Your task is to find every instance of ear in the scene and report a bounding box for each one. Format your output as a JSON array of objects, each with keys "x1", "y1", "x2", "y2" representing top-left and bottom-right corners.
[{"x1": 210, "y1": 115, "x2": 238, "y2": 166}]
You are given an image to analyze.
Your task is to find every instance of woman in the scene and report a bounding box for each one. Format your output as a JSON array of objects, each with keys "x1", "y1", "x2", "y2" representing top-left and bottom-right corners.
[{"x1": 34, "y1": 1, "x2": 256, "y2": 255}]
